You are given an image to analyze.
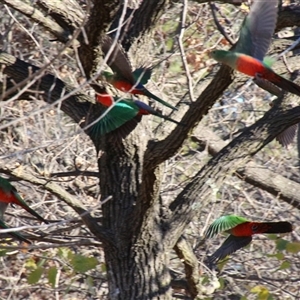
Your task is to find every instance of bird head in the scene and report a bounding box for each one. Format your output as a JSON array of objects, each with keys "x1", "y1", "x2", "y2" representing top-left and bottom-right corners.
[
  {"x1": 99, "y1": 71, "x2": 114, "y2": 82},
  {"x1": 209, "y1": 50, "x2": 229, "y2": 62}
]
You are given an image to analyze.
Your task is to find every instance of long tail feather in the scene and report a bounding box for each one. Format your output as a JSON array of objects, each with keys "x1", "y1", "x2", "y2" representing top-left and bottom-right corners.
[
  {"x1": 259, "y1": 221, "x2": 293, "y2": 234},
  {"x1": 13, "y1": 190, "x2": 48, "y2": 224},
  {"x1": 270, "y1": 73, "x2": 300, "y2": 96},
  {"x1": 134, "y1": 100, "x2": 184, "y2": 125},
  {"x1": 22, "y1": 204, "x2": 48, "y2": 224},
  {"x1": 143, "y1": 88, "x2": 178, "y2": 111}
]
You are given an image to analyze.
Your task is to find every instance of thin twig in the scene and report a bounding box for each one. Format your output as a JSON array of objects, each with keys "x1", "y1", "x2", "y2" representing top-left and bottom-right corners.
[
  {"x1": 177, "y1": 0, "x2": 195, "y2": 102},
  {"x1": 209, "y1": 2, "x2": 234, "y2": 45}
]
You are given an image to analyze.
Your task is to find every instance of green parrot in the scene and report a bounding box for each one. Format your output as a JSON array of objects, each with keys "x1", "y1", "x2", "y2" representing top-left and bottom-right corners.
[
  {"x1": 205, "y1": 215, "x2": 293, "y2": 266},
  {"x1": 91, "y1": 93, "x2": 183, "y2": 137},
  {"x1": 0, "y1": 176, "x2": 48, "y2": 223},
  {"x1": 210, "y1": 0, "x2": 300, "y2": 96},
  {"x1": 101, "y1": 36, "x2": 178, "y2": 111},
  {"x1": 0, "y1": 202, "x2": 31, "y2": 244}
]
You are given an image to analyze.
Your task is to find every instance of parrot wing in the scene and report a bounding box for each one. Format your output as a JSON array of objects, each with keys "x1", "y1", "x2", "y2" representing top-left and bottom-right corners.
[
  {"x1": 101, "y1": 36, "x2": 135, "y2": 83},
  {"x1": 205, "y1": 215, "x2": 248, "y2": 239},
  {"x1": 235, "y1": 0, "x2": 278, "y2": 61},
  {"x1": 133, "y1": 68, "x2": 153, "y2": 85},
  {"x1": 90, "y1": 101, "x2": 139, "y2": 136},
  {"x1": 208, "y1": 235, "x2": 252, "y2": 265}
]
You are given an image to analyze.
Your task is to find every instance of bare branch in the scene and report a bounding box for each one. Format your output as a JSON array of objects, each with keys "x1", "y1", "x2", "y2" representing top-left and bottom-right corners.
[
  {"x1": 0, "y1": 167, "x2": 114, "y2": 246},
  {"x1": 167, "y1": 94, "x2": 300, "y2": 246},
  {"x1": 144, "y1": 65, "x2": 234, "y2": 169},
  {"x1": 1, "y1": 0, "x2": 68, "y2": 41},
  {"x1": 191, "y1": 126, "x2": 300, "y2": 209},
  {"x1": 174, "y1": 236, "x2": 201, "y2": 298}
]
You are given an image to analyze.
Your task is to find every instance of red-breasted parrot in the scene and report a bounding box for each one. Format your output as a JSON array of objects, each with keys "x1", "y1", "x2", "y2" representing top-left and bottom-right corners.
[
  {"x1": 101, "y1": 36, "x2": 178, "y2": 111},
  {"x1": 210, "y1": 0, "x2": 300, "y2": 96},
  {"x1": 0, "y1": 176, "x2": 48, "y2": 223},
  {"x1": 91, "y1": 93, "x2": 183, "y2": 137},
  {"x1": 205, "y1": 215, "x2": 293, "y2": 265}
]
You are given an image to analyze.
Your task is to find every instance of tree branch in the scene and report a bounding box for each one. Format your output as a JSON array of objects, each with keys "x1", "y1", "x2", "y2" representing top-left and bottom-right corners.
[
  {"x1": 1, "y1": 0, "x2": 68, "y2": 42},
  {"x1": 144, "y1": 65, "x2": 234, "y2": 169},
  {"x1": 109, "y1": 0, "x2": 169, "y2": 51},
  {"x1": 167, "y1": 91, "x2": 300, "y2": 247},
  {"x1": 174, "y1": 236, "x2": 201, "y2": 299},
  {"x1": 0, "y1": 167, "x2": 114, "y2": 246},
  {"x1": 0, "y1": 51, "x2": 103, "y2": 135},
  {"x1": 191, "y1": 126, "x2": 300, "y2": 209}
]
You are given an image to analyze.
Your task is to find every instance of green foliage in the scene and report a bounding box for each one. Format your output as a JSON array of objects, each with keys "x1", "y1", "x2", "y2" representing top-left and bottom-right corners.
[
  {"x1": 275, "y1": 238, "x2": 289, "y2": 251},
  {"x1": 23, "y1": 247, "x2": 99, "y2": 288},
  {"x1": 47, "y1": 267, "x2": 58, "y2": 288},
  {"x1": 286, "y1": 242, "x2": 300, "y2": 254},
  {"x1": 27, "y1": 267, "x2": 44, "y2": 284},
  {"x1": 250, "y1": 285, "x2": 273, "y2": 300},
  {"x1": 70, "y1": 254, "x2": 98, "y2": 273},
  {"x1": 277, "y1": 260, "x2": 291, "y2": 271},
  {"x1": 266, "y1": 252, "x2": 284, "y2": 260}
]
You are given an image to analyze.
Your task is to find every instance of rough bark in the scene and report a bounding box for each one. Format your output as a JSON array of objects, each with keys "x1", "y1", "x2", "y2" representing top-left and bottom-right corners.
[
  {"x1": 192, "y1": 125, "x2": 300, "y2": 209},
  {"x1": 109, "y1": 0, "x2": 170, "y2": 51}
]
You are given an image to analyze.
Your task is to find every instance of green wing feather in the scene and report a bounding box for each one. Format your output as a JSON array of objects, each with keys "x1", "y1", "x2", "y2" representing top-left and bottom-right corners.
[
  {"x1": 90, "y1": 101, "x2": 139, "y2": 136},
  {"x1": 205, "y1": 215, "x2": 248, "y2": 238},
  {"x1": 235, "y1": 0, "x2": 278, "y2": 60}
]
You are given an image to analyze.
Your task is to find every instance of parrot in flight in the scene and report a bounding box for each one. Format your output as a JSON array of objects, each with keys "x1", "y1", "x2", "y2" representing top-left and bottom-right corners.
[
  {"x1": 101, "y1": 36, "x2": 178, "y2": 111},
  {"x1": 91, "y1": 93, "x2": 183, "y2": 137},
  {"x1": 0, "y1": 176, "x2": 48, "y2": 224},
  {"x1": 210, "y1": 0, "x2": 300, "y2": 97},
  {"x1": 205, "y1": 215, "x2": 293, "y2": 266}
]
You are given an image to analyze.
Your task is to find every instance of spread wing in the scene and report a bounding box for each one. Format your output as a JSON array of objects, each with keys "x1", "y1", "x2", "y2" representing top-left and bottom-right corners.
[
  {"x1": 276, "y1": 124, "x2": 297, "y2": 147},
  {"x1": 101, "y1": 36, "x2": 135, "y2": 83},
  {"x1": 208, "y1": 235, "x2": 252, "y2": 265},
  {"x1": 235, "y1": 0, "x2": 278, "y2": 60},
  {"x1": 90, "y1": 101, "x2": 139, "y2": 136},
  {"x1": 205, "y1": 215, "x2": 248, "y2": 239}
]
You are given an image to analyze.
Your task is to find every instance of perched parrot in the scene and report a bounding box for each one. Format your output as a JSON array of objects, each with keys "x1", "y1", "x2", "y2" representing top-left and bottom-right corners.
[
  {"x1": 0, "y1": 202, "x2": 31, "y2": 243},
  {"x1": 101, "y1": 36, "x2": 178, "y2": 111},
  {"x1": 91, "y1": 93, "x2": 183, "y2": 137},
  {"x1": 205, "y1": 215, "x2": 293, "y2": 265},
  {"x1": 210, "y1": 0, "x2": 300, "y2": 97},
  {"x1": 0, "y1": 176, "x2": 48, "y2": 223}
]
